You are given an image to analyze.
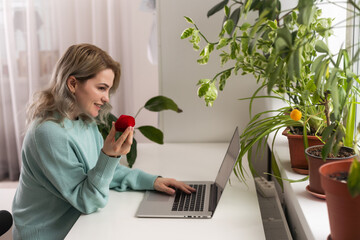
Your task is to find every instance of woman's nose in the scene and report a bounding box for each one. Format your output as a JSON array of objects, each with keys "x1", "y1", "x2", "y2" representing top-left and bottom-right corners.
[{"x1": 102, "y1": 94, "x2": 109, "y2": 103}]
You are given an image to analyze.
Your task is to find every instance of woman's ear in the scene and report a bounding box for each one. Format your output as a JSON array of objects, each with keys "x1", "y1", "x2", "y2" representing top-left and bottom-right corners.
[{"x1": 67, "y1": 76, "x2": 77, "y2": 94}]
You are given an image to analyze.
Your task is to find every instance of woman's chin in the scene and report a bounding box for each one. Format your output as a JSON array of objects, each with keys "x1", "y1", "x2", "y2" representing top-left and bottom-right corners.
[{"x1": 86, "y1": 111, "x2": 99, "y2": 118}]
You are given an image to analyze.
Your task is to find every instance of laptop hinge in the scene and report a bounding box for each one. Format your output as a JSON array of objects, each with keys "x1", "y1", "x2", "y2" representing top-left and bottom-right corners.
[{"x1": 208, "y1": 183, "x2": 218, "y2": 212}]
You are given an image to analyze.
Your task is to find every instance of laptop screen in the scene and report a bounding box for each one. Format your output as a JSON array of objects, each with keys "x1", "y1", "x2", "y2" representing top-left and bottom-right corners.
[{"x1": 214, "y1": 127, "x2": 240, "y2": 191}]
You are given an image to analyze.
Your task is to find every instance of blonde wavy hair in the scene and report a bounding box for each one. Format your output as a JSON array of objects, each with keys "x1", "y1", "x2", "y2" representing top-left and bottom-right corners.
[{"x1": 26, "y1": 43, "x2": 121, "y2": 127}]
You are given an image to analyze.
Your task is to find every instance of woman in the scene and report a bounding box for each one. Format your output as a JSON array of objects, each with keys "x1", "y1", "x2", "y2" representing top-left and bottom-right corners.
[{"x1": 12, "y1": 44, "x2": 195, "y2": 239}]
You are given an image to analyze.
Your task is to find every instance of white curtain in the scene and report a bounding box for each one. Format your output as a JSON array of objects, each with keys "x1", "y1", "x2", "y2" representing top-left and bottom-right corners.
[{"x1": 0, "y1": 0, "x2": 156, "y2": 181}]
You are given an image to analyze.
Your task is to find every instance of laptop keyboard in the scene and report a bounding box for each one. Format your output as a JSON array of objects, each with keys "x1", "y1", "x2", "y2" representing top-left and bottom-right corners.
[{"x1": 171, "y1": 184, "x2": 206, "y2": 212}]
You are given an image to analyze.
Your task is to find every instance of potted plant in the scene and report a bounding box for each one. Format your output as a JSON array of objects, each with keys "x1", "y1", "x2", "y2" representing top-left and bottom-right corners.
[
  {"x1": 303, "y1": 35, "x2": 359, "y2": 197},
  {"x1": 181, "y1": 0, "x2": 360, "y2": 184},
  {"x1": 282, "y1": 128, "x2": 323, "y2": 174},
  {"x1": 319, "y1": 124, "x2": 360, "y2": 240},
  {"x1": 97, "y1": 95, "x2": 182, "y2": 167},
  {"x1": 305, "y1": 145, "x2": 356, "y2": 198},
  {"x1": 319, "y1": 159, "x2": 360, "y2": 239}
]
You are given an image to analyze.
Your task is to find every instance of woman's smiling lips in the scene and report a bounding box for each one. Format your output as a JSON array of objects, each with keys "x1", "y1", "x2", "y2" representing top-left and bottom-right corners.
[{"x1": 94, "y1": 103, "x2": 102, "y2": 110}]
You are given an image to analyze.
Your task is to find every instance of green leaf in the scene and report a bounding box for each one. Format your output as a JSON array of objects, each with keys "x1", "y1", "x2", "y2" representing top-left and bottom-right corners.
[
  {"x1": 247, "y1": 39, "x2": 255, "y2": 55},
  {"x1": 197, "y1": 44, "x2": 214, "y2": 64},
  {"x1": 243, "y1": 0, "x2": 254, "y2": 16},
  {"x1": 197, "y1": 56, "x2": 209, "y2": 65},
  {"x1": 303, "y1": 123, "x2": 309, "y2": 153},
  {"x1": 335, "y1": 49, "x2": 344, "y2": 68},
  {"x1": 197, "y1": 78, "x2": 211, "y2": 86},
  {"x1": 192, "y1": 44, "x2": 200, "y2": 51},
  {"x1": 108, "y1": 112, "x2": 118, "y2": 122},
  {"x1": 321, "y1": 124, "x2": 335, "y2": 142},
  {"x1": 265, "y1": 54, "x2": 276, "y2": 76},
  {"x1": 144, "y1": 95, "x2": 182, "y2": 113},
  {"x1": 180, "y1": 27, "x2": 194, "y2": 39},
  {"x1": 216, "y1": 38, "x2": 229, "y2": 50},
  {"x1": 276, "y1": 27, "x2": 292, "y2": 47},
  {"x1": 246, "y1": 147, "x2": 257, "y2": 177},
  {"x1": 138, "y1": 126, "x2": 164, "y2": 144},
  {"x1": 184, "y1": 16, "x2": 194, "y2": 24},
  {"x1": 345, "y1": 98, "x2": 356, "y2": 147},
  {"x1": 220, "y1": 52, "x2": 230, "y2": 65},
  {"x1": 322, "y1": 134, "x2": 334, "y2": 159},
  {"x1": 271, "y1": 152, "x2": 283, "y2": 189},
  {"x1": 189, "y1": 30, "x2": 201, "y2": 51},
  {"x1": 197, "y1": 82, "x2": 210, "y2": 97},
  {"x1": 330, "y1": 78, "x2": 340, "y2": 119},
  {"x1": 315, "y1": 40, "x2": 329, "y2": 54},
  {"x1": 314, "y1": 61, "x2": 327, "y2": 90},
  {"x1": 268, "y1": 60, "x2": 283, "y2": 94},
  {"x1": 311, "y1": 55, "x2": 327, "y2": 72},
  {"x1": 97, "y1": 113, "x2": 118, "y2": 139},
  {"x1": 284, "y1": 13, "x2": 293, "y2": 27},
  {"x1": 224, "y1": 5, "x2": 230, "y2": 17},
  {"x1": 229, "y1": 7, "x2": 241, "y2": 29},
  {"x1": 208, "y1": 43, "x2": 214, "y2": 53},
  {"x1": 224, "y1": 19, "x2": 235, "y2": 35},
  {"x1": 287, "y1": 52, "x2": 295, "y2": 80},
  {"x1": 219, "y1": 69, "x2": 232, "y2": 91},
  {"x1": 343, "y1": 49, "x2": 350, "y2": 69},
  {"x1": 199, "y1": 47, "x2": 206, "y2": 57},
  {"x1": 267, "y1": 20, "x2": 277, "y2": 30},
  {"x1": 207, "y1": 0, "x2": 229, "y2": 18},
  {"x1": 241, "y1": 32, "x2": 249, "y2": 54},
  {"x1": 249, "y1": 9, "x2": 268, "y2": 37},
  {"x1": 197, "y1": 81, "x2": 218, "y2": 107},
  {"x1": 348, "y1": 159, "x2": 360, "y2": 197},
  {"x1": 230, "y1": 40, "x2": 239, "y2": 59},
  {"x1": 126, "y1": 138, "x2": 137, "y2": 168},
  {"x1": 240, "y1": 22, "x2": 251, "y2": 31},
  {"x1": 293, "y1": 46, "x2": 302, "y2": 79},
  {"x1": 326, "y1": 67, "x2": 339, "y2": 91},
  {"x1": 274, "y1": 37, "x2": 288, "y2": 53},
  {"x1": 297, "y1": 0, "x2": 315, "y2": 26},
  {"x1": 206, "y1": 83, "x2": 219, "y2": 106}
]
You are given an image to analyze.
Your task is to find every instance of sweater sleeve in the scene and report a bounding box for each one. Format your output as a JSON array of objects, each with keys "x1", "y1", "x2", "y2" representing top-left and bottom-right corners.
[
  {"x1": 110, "y1": 165, "x2": 158, "y2": 191},
  {"x1": 94, "y1": 126, "x2": 158, "y2": 191},
  {"x1": 32, "y1": 122, "x2": 119, "y2": 214}
]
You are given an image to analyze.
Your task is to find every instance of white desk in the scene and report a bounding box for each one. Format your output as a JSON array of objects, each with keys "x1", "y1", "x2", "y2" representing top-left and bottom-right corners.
[
  {"x1": 268, "y1": 130, "x2": 330, "y2": 240},
  {"x1": 66, "y1": 143, "x2": 266, "y2": 240}
]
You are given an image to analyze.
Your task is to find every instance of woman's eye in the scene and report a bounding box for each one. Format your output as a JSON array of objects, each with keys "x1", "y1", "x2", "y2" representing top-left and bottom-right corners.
[{"x1": 98, "y1": 87, "x2": 106, "y2": 91}]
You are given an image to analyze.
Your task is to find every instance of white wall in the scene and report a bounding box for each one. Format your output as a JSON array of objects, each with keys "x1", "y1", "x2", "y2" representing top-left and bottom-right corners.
[
  {"x1": 111, "y1": 0, "x2": 159, "y2": 143},
  {"x1": 157, "y1": 0, "x2": 260, "y2": 142}
]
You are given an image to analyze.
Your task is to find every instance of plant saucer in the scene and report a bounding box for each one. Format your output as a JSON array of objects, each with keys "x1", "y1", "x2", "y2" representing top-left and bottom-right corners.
[
  {"x1": 292, "y1": 167, "x2": 309, "y2": 175},
  {"x1": 306, "y1": 185, "x2": 326, "y2": 200}
]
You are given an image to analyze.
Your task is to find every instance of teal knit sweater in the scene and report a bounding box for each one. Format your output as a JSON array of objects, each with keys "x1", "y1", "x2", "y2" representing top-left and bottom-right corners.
[{"x1": 12, "y1": 118, "x2": 158, "y2": 239}]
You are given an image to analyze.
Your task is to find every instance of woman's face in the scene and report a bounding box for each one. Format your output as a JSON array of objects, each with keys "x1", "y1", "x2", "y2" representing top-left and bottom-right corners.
[{"x1": 72, "y1": 68, "x2": 114, "y2": 118}]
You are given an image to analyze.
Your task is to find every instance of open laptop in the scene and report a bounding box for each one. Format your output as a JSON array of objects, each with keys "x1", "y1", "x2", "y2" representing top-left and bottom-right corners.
[{"x1": 136, "y1": 127, "x2": 240, "y2": 219}]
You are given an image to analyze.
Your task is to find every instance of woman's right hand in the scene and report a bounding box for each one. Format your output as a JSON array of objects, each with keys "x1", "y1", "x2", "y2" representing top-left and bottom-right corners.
[
  {"x1": 102, "y1": 122, "x2": 134, "y2": 157},
  {"x1": 154, "y1": 177, "x2": 196, "y2": 195}
]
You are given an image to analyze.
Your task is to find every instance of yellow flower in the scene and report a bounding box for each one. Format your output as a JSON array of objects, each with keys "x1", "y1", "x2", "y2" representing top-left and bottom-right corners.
[{"x1": 290, "y1": 109, "x2": 302, "y2": 121}]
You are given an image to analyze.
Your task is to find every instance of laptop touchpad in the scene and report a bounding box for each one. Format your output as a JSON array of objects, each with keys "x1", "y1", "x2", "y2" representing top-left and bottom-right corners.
[{"x1": 147, "y1": 192, "x2": 172, "y2": 202}]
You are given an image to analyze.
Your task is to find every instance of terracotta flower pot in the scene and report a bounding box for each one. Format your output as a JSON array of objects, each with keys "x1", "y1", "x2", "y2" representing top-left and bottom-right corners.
[
  {"x1": 305, "y1": 145, "x2": 355, "y2": 197},
  {"x1": 282, "y1": 129, "x2": 323, "y2": 175},
  {"x1": 320, "y1": 160, "x2": 360, "y2": 240}
]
